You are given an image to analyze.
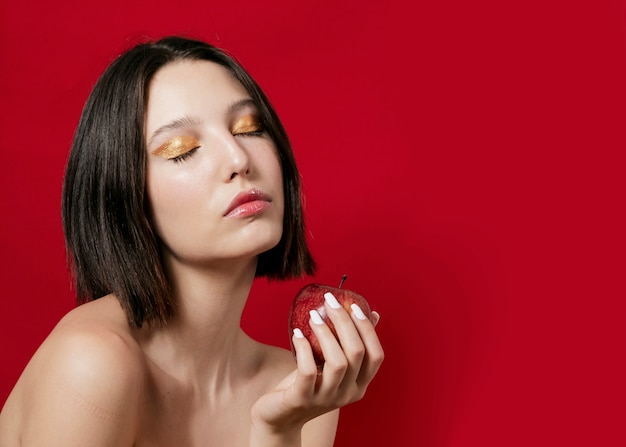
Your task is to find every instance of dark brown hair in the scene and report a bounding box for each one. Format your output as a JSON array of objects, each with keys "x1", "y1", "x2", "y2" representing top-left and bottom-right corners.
[{"x1": 62, "y1": 36, "x2": 315, "y2": 327}]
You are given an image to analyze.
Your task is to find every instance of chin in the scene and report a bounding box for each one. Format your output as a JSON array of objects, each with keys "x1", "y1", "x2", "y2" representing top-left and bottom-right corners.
[
  {"x1": 219, "y1": 226, "x2": 283, "y2": 262},
  {"x1": 240, "y1": 218, "x2": 283, "y2": 249},
  {"x1": 252, "y1": 231, "x2": 283, "y2": 257}
]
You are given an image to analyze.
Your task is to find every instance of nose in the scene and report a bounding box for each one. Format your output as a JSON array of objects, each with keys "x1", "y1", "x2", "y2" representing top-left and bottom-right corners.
[{"x1": 220, "y1": 135, "x2": 251, "y2": 181}]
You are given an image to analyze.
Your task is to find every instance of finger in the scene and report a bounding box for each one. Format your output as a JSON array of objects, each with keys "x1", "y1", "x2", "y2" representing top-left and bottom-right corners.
[
  {"x1": 290, "y1": 328, "x2": 320, "y2": 396},
  {"x1": 308, "y1": 310, "x2": 348, "y2": 389},
  {"x1": 349, "y1": 305, "x2": 385, "y2": 387},
  {"x1": 321, "y1": 293, "x2": 366, "y2": 385},
  {"x1": 372, "y1": 311, "x2": 381, "y2": 327}
]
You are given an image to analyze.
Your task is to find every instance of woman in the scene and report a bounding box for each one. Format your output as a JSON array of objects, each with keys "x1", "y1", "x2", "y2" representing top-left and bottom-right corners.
[{"x1": 0, "y1": 36, "x2": 383, "y2": 446}]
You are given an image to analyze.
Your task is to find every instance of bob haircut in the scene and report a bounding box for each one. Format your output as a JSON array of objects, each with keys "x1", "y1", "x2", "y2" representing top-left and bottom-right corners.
[{"x1": 62, "y1": 36, "x2": 315, "y2": 327}]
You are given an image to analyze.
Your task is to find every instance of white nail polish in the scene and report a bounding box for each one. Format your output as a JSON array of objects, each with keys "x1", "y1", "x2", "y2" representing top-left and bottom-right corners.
[
  {"x1": 293, "y1": 328, "x2": 304, "y2": 339},
  {"x1": 351, "y1": 303, "x2": 367, "y2": 320},
  {"x1": 324, "y1": 292, "x2": 341, "y2": 309},
  {"x1": 309, "y1": 309, "x2": 325, "y2": 325}
]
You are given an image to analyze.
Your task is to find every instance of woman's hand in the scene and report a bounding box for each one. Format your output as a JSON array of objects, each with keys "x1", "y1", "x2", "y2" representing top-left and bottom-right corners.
[{"x1": 249, "y1": 292, "x2": 384, "y2": 446}]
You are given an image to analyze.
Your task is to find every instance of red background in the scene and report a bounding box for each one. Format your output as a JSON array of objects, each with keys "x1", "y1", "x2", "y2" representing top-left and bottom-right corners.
[{"x1": 1, "y1": 0, "x2": 625, "y2": 445}]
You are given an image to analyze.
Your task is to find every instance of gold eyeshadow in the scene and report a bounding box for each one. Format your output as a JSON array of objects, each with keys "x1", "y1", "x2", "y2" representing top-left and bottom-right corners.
[
  {"x1": 152, "y1": 135, "x2": 200, "y2": 160},
  {"x1": 231, "y1": 114, "x2": 263, "y2": 135}
]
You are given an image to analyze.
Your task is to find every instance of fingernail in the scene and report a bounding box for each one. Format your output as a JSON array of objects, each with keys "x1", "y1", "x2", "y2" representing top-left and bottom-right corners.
[
  {"x1": 351, "y1": 303, "x2": 367, "y2": 320},
  {"x1": 324, "y1": 292, "x2": 341, "y2": 309},
  {"x1": 309, "y1": 309, "x2": 325, "y2": 325},
  {"x1": 372, "y1": 311, "x2": 381, "y2": 325},
  {"x1": 293, "y1": 328, "x2": 304, "y2": 338}
]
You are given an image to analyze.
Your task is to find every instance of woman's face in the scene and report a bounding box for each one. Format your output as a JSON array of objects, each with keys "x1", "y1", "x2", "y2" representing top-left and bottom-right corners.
[{"x1": 144, "y1": 60, "x2": 284, "y2": 268}]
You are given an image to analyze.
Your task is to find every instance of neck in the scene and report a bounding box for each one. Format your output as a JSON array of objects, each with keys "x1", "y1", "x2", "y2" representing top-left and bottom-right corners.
[{"x1": 138, "y1": 256, "x2": 261, "y2": 391}]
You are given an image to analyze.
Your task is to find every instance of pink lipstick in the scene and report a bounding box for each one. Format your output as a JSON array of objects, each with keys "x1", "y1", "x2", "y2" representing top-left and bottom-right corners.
[{"x1": 224, "y1": 189, "x2": 272, "y2": 218}]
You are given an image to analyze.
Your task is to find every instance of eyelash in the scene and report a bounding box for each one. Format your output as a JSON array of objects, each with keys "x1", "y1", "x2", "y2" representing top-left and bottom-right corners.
[
  {"x1": 169, "y1": 121, "x2": 265, "y2": 163},
  {"x1": 234, "y1": 119, "x2": 266, "y2": 137},
  {"x1": 237, "y1": 130, "x2": 264, "y2": 137},
  {"x1": 234, "y1": 126, "x2": 265, "y2": 138},
  {"x1": 172, "y1": 147, "x2": 199, "y2": 163}
]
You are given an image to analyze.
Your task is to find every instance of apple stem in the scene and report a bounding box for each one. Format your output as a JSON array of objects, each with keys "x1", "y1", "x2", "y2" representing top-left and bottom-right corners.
[{"x1": 339, "y1": 274, "x2": 348, "y2": 288}]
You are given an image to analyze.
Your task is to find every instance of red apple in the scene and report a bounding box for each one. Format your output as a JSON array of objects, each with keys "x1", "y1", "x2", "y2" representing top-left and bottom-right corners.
[{"x1": 288, "y1": 275, "x2": 374, "y2": 368}]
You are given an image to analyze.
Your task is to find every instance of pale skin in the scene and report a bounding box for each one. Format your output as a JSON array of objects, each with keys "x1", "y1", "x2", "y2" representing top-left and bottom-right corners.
[{"x1": 0, "y1": 60, "x2": 384, "y2": 446}]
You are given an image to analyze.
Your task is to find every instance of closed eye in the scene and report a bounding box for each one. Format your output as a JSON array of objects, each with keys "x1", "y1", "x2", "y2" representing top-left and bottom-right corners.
[
  {"x1": 171, "y1": 147, "x2": 199, "y2": 163},
  {"x1": 231, "y1": 114, "x2": 265, "y2": 137},
  {"x1": 152, "y1": 135, "x2": 201, "y2": 162},
  {"x1": 235, "y1": 129, "x2": 264, "y2": 137}
]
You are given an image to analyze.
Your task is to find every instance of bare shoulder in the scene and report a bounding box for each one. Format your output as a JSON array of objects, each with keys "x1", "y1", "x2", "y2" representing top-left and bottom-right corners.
[
  {"x1": 38, "y1": 294, "x2": 142, "y2": 378},
  {"x1": 0, "y1": 295, "x2": 143, "y2": 446},
  {"x1": 41, "y1": 294, "x2": 144, "y2": 393}
]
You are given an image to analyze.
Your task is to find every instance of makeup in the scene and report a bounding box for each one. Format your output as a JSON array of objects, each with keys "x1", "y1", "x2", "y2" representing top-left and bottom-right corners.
[
  {"x1": 224, "y1": 188, "x2": 272, "y2": 218},
  {"x1": 152, "y1": 135, "x2": 200, "y2": 160},
  {"x1": 231, "y1": 114, "x2": 263, "y2": 135}
]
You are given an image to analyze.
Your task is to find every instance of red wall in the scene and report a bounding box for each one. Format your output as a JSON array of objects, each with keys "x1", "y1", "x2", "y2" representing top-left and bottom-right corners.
[{"x1": 1, "y1": 1, "x2": 625, "y2": 445}]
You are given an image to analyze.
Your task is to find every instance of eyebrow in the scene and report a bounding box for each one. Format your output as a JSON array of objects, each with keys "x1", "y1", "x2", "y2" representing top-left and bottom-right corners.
[
  {"x1": 229, "y1": 98, "x2": 257, "y2": 115},
  {"x1": 147, "y1": 115, "x2": 200, "y2": 148},
  {"x1": 146, "y1": 98, "x2": 259, "y2": 148}
]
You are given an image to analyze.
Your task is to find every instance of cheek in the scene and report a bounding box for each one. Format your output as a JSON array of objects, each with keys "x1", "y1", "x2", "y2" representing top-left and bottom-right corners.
[
  {"x1": 145, "y1": 168, "x2": 206, "y2": 237},
  {"x1": 273, "y1": 155, "x2": 286, "y2": 215},
  {"x1": 263, "y1": 146, "x2": 284, "y2": 194},
  {"x1": 263, "y1": 153, "x2": 285, "y2": 220},
  {"x1": 147, "y1": 170, "x2": 176, "y2": 218},
  {"x1": 273, "y1": 161, "x2": 286, "y2": 220}
]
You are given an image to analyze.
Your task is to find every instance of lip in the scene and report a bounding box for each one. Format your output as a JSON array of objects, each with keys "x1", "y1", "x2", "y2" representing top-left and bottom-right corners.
[{"x1": 224, "y1": 188, "x2": 272, "y2": 218}]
